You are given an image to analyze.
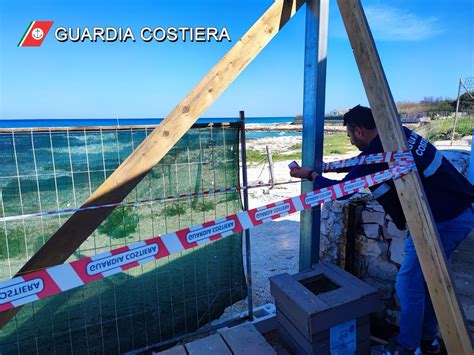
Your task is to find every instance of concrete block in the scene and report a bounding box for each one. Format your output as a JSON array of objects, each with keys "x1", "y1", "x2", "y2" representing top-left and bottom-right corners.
[
  {"x1": 251, "y1": 304, "x2": 277, "y2": 334},
  {"x1": 271, "y1": 262, "x2": 381, "y2": 340},
  {"x1": 214, "y1": 304, "x2": 277, "y2": 335},
  {"x1": 277, "y1": 310, "x2": 370, "y2": 354}
]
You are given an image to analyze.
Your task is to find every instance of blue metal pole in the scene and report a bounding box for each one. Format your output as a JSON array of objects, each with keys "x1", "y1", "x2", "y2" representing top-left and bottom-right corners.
[
  {"x1": 469, "y1": 128, "x2": 474, "y2": 184},
  {"x1": 299, "y1": 0, "x2": 329, "y2": 271}
]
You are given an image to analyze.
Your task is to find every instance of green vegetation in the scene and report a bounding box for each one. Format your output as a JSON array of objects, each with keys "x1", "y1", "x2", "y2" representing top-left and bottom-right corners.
[
  {"x1": 397, "y1": 97, "x2": 454, "y2": 116},
  {"x1": 0, "y1": 226, "x2": 26, "y2": 259},
  {"x1": 323, "y1": 134, "x2": 353, "y2": 155},
  {"x1": 97, "y1": 208, "x2": 139, "y2": 239},
  {"x1": 225, "y1": 193, "x2": 240, "y2": 202},
  {"x1": 246, "y1": 149, "x2": 267, "y2": 163},
  {"x1": 162, "y1": 201, "x2": 187, "y2": 217},
  {"x1": 246, "y1": 134, "x2": 354, "y2": 163},
  {"x1": 415, "y1": 116, "x2": 473, "y2": 142},
  {"x1": 0, "y1": 226, "x2": 46, "y2": 259},
  {"x1": 457, "y1": 93, "x2": 474, "y2": 111},
  {"x1": 272, "y1": 152, "x2": 303, "y2": 161},
  {"x1": 289, "y1": 143, "x2": 302, "y2": 150},
  {"x1": 397, "y1": 95, "x2": 474, "y2": 117},
  {"x1": 191, "y1": 199, "x2": 215, "y2": 212}
]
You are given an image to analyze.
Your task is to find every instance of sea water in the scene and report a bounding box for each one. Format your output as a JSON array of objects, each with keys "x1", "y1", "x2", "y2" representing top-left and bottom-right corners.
[{"x1": 0, "y1": 116, "x2": 295, "y2": 128}]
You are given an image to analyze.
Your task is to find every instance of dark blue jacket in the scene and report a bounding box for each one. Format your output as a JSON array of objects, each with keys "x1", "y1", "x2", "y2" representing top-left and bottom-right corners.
[{"x1": 314, "y1": 127, "x2": 474, "y2": 229}]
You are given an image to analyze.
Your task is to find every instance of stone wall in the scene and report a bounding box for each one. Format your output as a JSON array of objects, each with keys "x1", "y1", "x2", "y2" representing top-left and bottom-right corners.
[{"x1": 319, "y1": 149, "x2": 471, "y2": 327}]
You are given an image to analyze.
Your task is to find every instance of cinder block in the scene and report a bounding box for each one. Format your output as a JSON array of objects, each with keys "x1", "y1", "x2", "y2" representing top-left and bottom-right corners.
[
  {"x1": 277, "y1": 310, "x2": 370, "y2": 354},
  {"x1": 270, "y1": 262, "x2": 381, "y2": 355},
  {"x1": 252, "y1": 304, "x2": 277, "y2": 334},
  {"x1": 212, "y1": 303, "x2": 277, "y2": 334}
]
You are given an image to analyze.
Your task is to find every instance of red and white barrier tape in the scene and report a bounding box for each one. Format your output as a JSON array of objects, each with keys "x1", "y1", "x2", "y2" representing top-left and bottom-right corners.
[
  {"x1": 0, "y1": 155, "x2": 415, "y2": 312},
  {"x1": 322, "y1": 149, "x2": 412, "y2": 172},
  {"x1": 0, "y1": 150, "x2": 411, "y2": 223},
  {"x1": 0, "y1": 181, "x2": 295, "y2": 223}
]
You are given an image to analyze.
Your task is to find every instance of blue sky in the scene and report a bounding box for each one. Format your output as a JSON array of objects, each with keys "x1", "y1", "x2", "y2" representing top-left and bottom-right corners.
[{"x1": 0, "y1": 0, "x2": 473, "y2": 119}]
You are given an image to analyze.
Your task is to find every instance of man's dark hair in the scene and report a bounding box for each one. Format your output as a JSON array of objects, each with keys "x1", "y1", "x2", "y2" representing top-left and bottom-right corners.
[{"x1": 343, "y1": 105, "x2": 376, "y2": 130}]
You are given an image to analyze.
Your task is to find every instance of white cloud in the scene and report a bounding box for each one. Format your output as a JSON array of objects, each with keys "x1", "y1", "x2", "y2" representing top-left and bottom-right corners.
[{"x1": 363, "y1": 5, "x2": 443, "y2": 41}]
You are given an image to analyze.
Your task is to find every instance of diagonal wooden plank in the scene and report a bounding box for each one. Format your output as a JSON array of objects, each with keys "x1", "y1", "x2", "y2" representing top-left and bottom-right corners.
[
  {"x1": 336, "y1": 0, "x2": 473, "y2": 353},
  {"x1": 0, "y1": 0, "x2": 305, "y2": 329}
]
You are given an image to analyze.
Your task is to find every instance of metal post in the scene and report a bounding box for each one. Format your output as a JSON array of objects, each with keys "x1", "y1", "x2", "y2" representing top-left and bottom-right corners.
[
  {"x1": 265, "y1": 145, "x2": 275, "y2": 189},
  {"x1": 450, "y1": 78, "x2": 462, "y2": 146},
  {"x1": 239, "y1": 110, "x2": 253, "y2": 321},
  {"x1": 299, "y1": 0, "x2": 329, "y2": 271},
  {"x1": 469, "y1": 129, "x2": 474, "y2": 184}
]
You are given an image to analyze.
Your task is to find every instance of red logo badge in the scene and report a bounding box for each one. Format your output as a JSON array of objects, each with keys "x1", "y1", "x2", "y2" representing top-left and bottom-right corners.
[{"x1": 18, "y1": 21, "x2": 54, "y2": 47}]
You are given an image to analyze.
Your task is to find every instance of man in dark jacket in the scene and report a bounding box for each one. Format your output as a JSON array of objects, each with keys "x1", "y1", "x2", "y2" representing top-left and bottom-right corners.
[{"x1": 290, "y1": 105, "x2": 474, "y2": 354}]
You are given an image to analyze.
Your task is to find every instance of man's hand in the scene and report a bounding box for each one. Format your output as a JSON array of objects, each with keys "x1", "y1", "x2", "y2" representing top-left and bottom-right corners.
[{"x1": 289, "y1": 166, "x2": 318, "y2": 181}]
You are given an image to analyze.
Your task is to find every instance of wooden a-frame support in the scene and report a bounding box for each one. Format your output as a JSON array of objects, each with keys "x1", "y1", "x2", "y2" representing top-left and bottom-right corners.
[
  {"x1": 337, "y1": 1, "x2": 472, "y2": 353},
  {"x1": 1, "y1": 1, "x2": 471, "y2": 353}
]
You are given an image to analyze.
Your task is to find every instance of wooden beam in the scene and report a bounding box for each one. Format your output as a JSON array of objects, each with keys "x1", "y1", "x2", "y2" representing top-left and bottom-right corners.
[
  {"x1": 0, "y1": 0, "x2": 305, "y2": 329},
  {"x1": 336, "y1": 0, "x2": 473, "y2": 353}
]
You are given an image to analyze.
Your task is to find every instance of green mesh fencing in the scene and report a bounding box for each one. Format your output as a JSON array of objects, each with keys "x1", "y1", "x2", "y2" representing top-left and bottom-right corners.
[{"x1": 0, "y1": 124, "x2": 246, "y2": 353}]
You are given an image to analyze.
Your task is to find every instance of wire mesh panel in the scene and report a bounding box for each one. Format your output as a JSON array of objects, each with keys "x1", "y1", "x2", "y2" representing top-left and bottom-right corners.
[{"x1": 0, "y1": 124, "x2": 247, "y2": 354}]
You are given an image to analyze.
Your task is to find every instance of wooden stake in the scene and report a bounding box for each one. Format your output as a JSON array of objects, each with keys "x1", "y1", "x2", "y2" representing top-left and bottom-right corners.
[
  {"x1": 336, "y1": 0, "x2": 472, "y2": 353},
  {"x1": 0, "y1": 0, "x2": 305, "y2": 329}
]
